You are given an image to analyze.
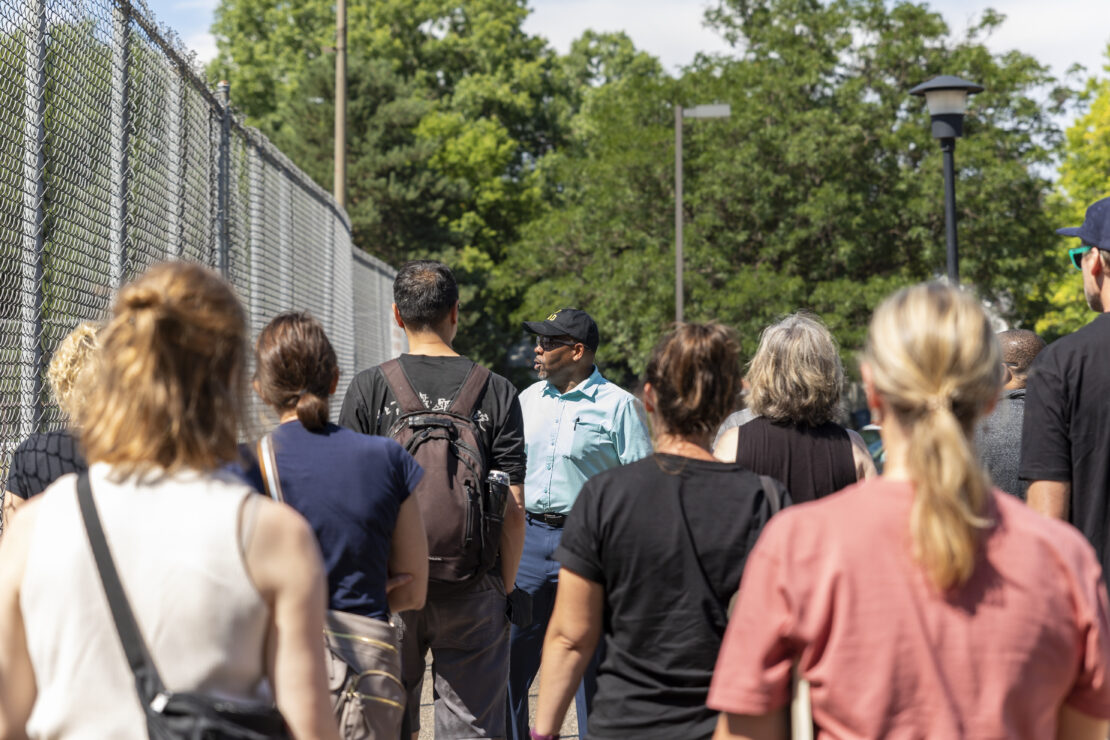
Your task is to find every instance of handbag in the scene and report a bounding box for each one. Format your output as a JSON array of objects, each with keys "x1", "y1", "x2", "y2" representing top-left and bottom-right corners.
[
  {"x1": 76, "y1": 472, "x2": 290, "y2": 739},
  {"x1": 257, "y1": 433, "x2": 407, "y2": 739}
]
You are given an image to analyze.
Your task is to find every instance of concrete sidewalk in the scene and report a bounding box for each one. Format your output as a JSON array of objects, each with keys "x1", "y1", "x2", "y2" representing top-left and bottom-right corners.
[{"x1": 417, "y1": 659, "x2": 580, "y2": 739}]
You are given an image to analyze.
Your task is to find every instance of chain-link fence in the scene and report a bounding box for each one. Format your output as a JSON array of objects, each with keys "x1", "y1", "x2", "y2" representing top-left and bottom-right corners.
[{"x1": 0, "y1": 0, "x2": 403, "y2": 502}]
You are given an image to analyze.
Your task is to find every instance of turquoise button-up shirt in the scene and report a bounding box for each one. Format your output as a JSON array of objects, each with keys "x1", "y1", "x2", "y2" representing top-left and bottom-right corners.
[{"x1": 520, "y1": 366, "x2": 652, "y2": 514}]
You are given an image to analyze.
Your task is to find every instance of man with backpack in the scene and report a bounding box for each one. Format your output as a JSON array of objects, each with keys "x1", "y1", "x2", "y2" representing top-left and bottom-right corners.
[{"x1": 339, "y1": 260, "x2": 526, "y2": 739}]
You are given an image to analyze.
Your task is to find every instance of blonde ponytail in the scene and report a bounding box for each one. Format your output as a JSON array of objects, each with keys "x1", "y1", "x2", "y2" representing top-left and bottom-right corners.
[{"x1": 863, "y1": 283, "x2": 1002, "y2": 590}]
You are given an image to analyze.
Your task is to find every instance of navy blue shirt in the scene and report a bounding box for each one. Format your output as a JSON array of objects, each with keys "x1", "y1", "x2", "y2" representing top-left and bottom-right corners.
[{"x1": 241, "y1": 421, "x2": 422, "y2": 620}]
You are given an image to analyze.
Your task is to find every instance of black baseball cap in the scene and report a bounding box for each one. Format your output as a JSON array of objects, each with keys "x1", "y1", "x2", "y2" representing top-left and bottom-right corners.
[
  {"x1": 1057, "y1": 196, "x2": 1110, "y2": 248},
  {"x1": 522, "y1": 308, "x2": 599, "y2": 352}
]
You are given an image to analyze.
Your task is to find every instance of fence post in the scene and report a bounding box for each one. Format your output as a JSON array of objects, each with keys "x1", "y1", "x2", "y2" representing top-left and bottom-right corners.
[
  {"x1": 326, "y1": 211, "x2": 336, "y2": 328},
  {"x1": 109, "y1": 0, "x2": 130, "y2": 288},
  {"x1": 217, "y1": 80, "x2": 230, "y2": 277},
  {"x1": 165, "y1": 73, "x2": 182, "y2": 259},
  {"x1": 279, "y1": 174, "x2": 293, "y2": 308},
  {"x1": 247, "y1": 139, "x2": 263, "y2": 334},
  {"x1": 20, "y1": 0, "x2": 46, "y2": 439}
]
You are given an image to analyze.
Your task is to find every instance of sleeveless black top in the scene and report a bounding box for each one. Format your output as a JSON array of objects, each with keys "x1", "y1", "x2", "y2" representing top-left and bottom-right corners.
[{"x1": 735, "y1": 416, "x2": 857, "y2": 504}]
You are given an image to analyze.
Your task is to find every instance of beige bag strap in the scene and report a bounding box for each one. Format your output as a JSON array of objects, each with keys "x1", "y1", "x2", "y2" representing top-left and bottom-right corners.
[
  {"x1": 791, "y1": 668, "x2": 814, "y2": 740},
  {"x1": 257, "y1": 433, "x2": 284, "y2": 504}
]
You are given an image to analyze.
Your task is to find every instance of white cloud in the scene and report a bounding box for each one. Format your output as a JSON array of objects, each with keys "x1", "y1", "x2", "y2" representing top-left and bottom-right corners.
[
  {"x1": 920, "y1": 0, "x2": 1108, "y2": 79},
  {"x1": 171, "y1": 0, "x2": 218, "y2": 10},
  {"x1": 185, "y1": 31, "x2": 218, "y2": 64},
  {"x1": 523, "y1": 0, "x2": 732, "y2": 73}
]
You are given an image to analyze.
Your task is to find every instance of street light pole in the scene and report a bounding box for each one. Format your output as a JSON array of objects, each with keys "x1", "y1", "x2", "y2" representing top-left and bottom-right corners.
[
  {"x1": 675, "y1": 105, "x2": 683, "y2": 323},
  {"x1": 333, "y1": 0, "x2": 347, "y2": 209},
  {"x1": 674, "y1": 103, "x2": 730, "y2": 323},
  {"x1": 941, "y1": 137, "x2": 958, "y2": 283},
  {"x1": 909, "y1": 75, "x2": 983, "y2": 285}
]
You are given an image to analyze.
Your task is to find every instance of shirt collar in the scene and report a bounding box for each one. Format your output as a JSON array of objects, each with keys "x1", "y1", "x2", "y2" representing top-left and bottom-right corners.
[{"x1": 542, "y1": 365, "x2": 604, "y2": 400}]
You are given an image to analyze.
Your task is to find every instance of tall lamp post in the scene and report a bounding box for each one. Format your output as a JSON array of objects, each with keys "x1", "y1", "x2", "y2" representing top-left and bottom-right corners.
[
  {"x1": 333, "y1": 0, "x2": 347, "y2": 209},
  {"x1": 675, "y1": 103, "x2": 730, "y2": 323},
  {"x1": 909, "y1": 75, "x2": 983, "y2": 285}
]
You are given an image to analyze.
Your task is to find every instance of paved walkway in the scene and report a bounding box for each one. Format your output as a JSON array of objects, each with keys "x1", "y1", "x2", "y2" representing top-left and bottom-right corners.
[{"x1": 417, "y1": 659, "x2": 580, "y2": 739}]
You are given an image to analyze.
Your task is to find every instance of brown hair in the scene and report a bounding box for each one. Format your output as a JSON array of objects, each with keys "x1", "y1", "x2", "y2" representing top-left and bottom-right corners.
[
  {"x1": 862, "y1": 283, "x2": 1002, "y2": 590},
  {"x1": 746, "y1": 312, "x2": 844, "y2": 427},
  {"x1": 644, "y1": 322, "x2": 743, "y2": 438},
  {"x1": 76, "y1": 262, "x2": 247, "y2": 472},
  {"x1": 48, "y1": 321, "x2": 101, "y2": 420},
  {"x1": 254, "y1": 312, "x2": 338, "y2": 431}
]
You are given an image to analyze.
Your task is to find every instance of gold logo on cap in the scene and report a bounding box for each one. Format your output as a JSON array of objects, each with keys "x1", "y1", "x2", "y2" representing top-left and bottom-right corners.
[{"x1": 547, "y1": 312, "x2": 559, "y2": 321}]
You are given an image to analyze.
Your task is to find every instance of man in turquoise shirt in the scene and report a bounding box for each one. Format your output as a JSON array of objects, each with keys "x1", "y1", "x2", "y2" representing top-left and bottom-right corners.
[{"x1": 506, "y1": 308, "x2": 652, "y2": 740}]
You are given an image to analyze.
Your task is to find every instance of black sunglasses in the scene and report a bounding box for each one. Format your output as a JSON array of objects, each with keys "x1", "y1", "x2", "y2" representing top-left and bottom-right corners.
[{"x1": 536, "y1": 336, "x2": 578, "y2": 351}]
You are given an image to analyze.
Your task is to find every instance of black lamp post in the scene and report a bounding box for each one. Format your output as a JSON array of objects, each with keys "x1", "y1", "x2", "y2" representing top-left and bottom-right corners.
[{"x1": 909, "y1": 75, "x2": 983, "y2": 284}]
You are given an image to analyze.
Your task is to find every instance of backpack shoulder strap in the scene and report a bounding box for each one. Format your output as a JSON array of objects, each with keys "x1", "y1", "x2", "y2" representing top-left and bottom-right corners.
[
  {"x1": 448, "y1": 363, "x2": 491, "y2": 417},
  {"x1": 380, "y1": 358, "x2": 425, "y2": 414}
]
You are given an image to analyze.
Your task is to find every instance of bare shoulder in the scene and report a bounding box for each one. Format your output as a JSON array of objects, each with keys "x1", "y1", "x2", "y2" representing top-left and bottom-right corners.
[
  {"x1": 714, "y1": 426, "x2": 739, "y2": 463},
  {"x1": 243, "y1": 498, "x2": 322, "y2": 596},
  {"x1": 0, "y1": 496, "x2": 44, "y2": 590},
  {"x1": 846, "y1": 429, "x2": 878, "y2": 480}
]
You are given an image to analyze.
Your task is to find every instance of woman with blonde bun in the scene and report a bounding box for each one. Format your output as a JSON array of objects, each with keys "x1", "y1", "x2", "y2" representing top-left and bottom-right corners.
[
  {"x1": 4, "y1": 321, "x2": 100, "y2": 524},
  {"x1": 0, "y1": 262, "x2": 339, "y2": 739},
  {"x1": 709, "y1": 283, "x2": 1110, "y2": 740}
]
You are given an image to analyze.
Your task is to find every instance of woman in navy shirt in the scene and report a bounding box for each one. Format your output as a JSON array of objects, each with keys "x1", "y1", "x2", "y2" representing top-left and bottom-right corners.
[{"x1": 247, "y1": 311, "x2": 427, "y2": 738}]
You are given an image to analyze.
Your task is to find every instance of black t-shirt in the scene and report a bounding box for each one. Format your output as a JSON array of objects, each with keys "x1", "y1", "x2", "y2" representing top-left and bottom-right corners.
[
  {"x1": 555, "y1": 454, "x2": 789, "y2": 740},
  {"x1": 338, "y1": 354, "x2": 526, "y2": 485},
  {"x1": 1021, "y1": 313, "x2": 1110, "y2": 575},
  {"x1": 7, "y1": 429, "x2": 87, "y2": 499}
]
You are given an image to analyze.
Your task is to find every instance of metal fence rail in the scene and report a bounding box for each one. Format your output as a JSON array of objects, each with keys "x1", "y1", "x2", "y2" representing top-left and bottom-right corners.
[{"x1": 0, "y1": 0, "x2": 400, "y2": 501}]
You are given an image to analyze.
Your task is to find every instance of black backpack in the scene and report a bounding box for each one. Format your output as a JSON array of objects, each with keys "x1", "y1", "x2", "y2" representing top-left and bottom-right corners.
[{"x1": 380, "y1": 359, "x2": 501, "y2": 585}]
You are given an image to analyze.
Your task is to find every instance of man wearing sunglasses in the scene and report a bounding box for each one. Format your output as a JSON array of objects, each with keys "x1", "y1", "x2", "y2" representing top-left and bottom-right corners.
[
  {"x1": 506, "y1": 308, "x2": 652, "y2": 740},
  {"x1": 1022, "y1": 197, "x2": 1110, "y2": 583}
]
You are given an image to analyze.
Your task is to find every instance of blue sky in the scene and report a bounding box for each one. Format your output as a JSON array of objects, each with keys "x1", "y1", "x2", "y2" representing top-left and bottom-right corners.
[{"x1": 145, "y1": 0, "x2": 1108, "y2": 83}]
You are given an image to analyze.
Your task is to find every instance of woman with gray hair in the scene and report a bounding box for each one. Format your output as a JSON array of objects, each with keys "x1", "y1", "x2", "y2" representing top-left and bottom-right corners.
[{"x1": 714, "y1": 312, "x2": 875, "y2": 502}]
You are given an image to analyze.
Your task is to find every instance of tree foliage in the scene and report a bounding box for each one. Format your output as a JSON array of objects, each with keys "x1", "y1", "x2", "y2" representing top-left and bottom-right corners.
[
  {"x1": 209, "y1": 0, "x2": 569, "y2": 371},
  {"x1": 507, "y1": 0, "x2": 1071, "y2": 381},
  {"x1": 211, "y1": 0, "x2": 1077, "y2": 384},
  {"x1": 1037, "y1": 56, "x2": 1110, "y2": 339}
]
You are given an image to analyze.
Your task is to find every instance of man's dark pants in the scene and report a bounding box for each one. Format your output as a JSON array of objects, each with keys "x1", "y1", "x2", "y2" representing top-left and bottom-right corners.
[{"x1": 506, "y1": 516, "x2": 601, "y2": 740}]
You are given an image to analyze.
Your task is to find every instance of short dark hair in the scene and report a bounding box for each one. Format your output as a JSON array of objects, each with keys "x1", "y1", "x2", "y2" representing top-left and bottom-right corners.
[
  {"x1": 394, "y1": 260, "x2": 458, "y2": 331},
  {"x1": 998, "y1": 329, "x2": 1045, "y2": 382}
]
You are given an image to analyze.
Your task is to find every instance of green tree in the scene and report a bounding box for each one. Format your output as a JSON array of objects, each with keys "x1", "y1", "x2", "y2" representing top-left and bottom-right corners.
[
  {"x1": 209, "y1": 0, "x2": 570, "y2": 369},
  {"x1": 508, "y1": 0, "x2": 1072, "y2": 381},
  {"x1": 1037, "y1": 58, "x2": 1110, "y2": 339}
]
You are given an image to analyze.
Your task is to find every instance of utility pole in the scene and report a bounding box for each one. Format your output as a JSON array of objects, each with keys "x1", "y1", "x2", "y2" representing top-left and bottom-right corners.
[{"x1": 333, "y1": 0, "x2": 347, "y2": 209}]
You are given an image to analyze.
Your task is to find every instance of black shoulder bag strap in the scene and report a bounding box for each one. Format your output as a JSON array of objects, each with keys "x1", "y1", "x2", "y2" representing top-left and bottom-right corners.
[
  {"x1": 76, "y1": 472, "x2": 168, "y2": 701},
  {"x1": 760, "y1": 474, "x2": 783, "y2": 515},
  {"x1": 673, "y1": 471, "x2": 785, "y2": 627}
]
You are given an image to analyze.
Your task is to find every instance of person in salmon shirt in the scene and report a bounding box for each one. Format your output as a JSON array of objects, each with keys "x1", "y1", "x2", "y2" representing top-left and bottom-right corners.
[{"x1": 708, "y1": 282, "x2": 1110, "y2": 740}]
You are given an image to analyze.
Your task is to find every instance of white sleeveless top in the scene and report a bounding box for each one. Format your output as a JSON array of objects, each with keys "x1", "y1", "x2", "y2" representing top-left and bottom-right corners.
[{"x1": 21, "y1": 463, "x2": 271, "y2": 739}]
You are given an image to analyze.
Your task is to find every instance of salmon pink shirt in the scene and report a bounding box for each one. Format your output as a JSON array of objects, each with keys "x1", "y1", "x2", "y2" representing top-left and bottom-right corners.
[{"x1": 707, "y1": 478, "x2": 1110, "y2": 739}]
